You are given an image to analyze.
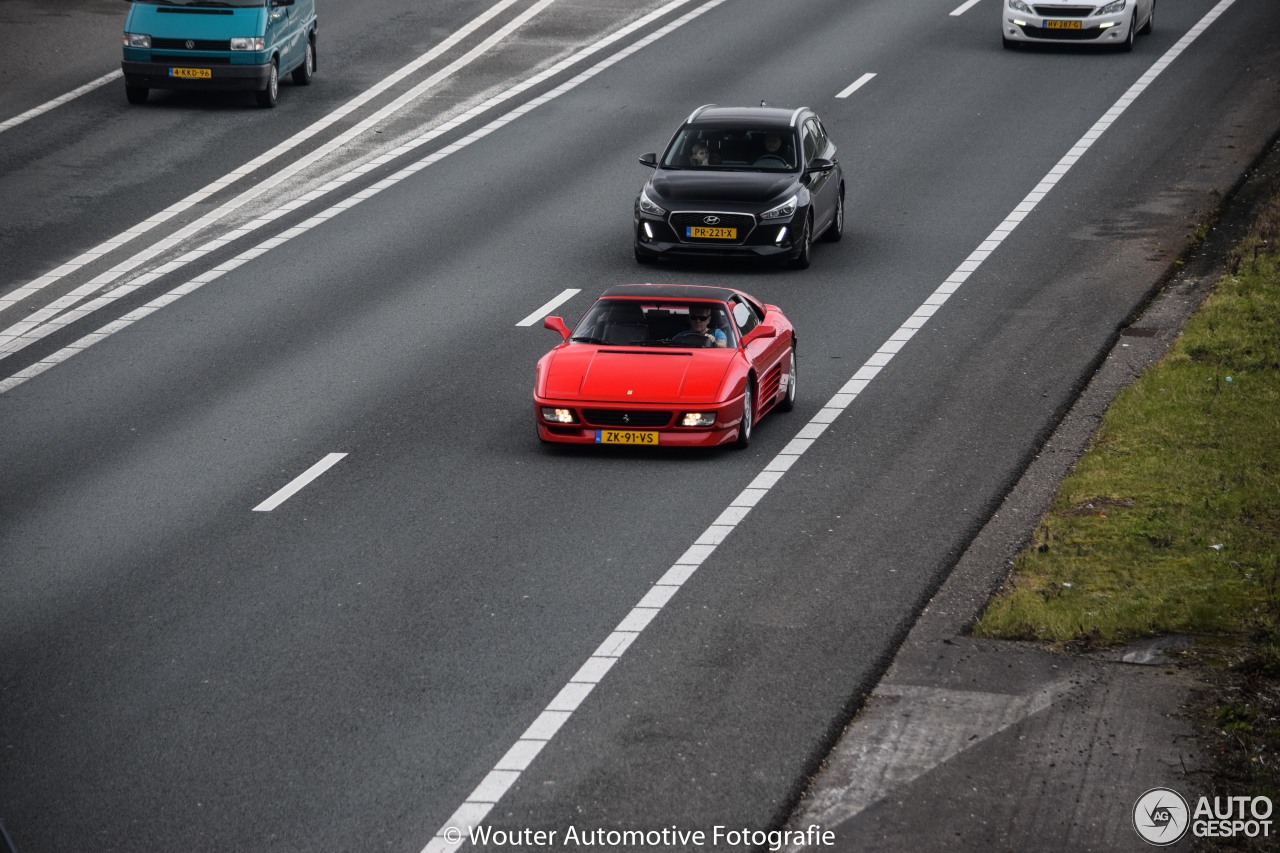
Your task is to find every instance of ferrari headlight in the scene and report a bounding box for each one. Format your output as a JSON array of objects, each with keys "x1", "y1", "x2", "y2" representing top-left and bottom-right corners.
[
  {"x1": 231, "y1": 37, "x2": 267, "y2": 51},
  {"x1": 638, "y1": 189, "x2": 667, "y2": 217},
  {"x1": 541, "y1": 407, "x2": 577, "y2": 424},
  {"x1": 1098, "y1": 0, "x2": 1125, "y2": 12},
  {"x1": 760, "y1": 194, "x2": 797, "y2": 221},
  {"x1": 680, "y1": 412, "x2": 716, "y2": 427},
  {"x1": 1008, "y1": 0, "x2": 1032, "y2": 11},
  {"x1": 124, "y1": 33, "x2": 151, "y2": 48}
]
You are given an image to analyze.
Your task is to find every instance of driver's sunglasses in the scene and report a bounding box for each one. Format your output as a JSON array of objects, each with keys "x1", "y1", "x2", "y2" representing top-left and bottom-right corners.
[{"x1": 690, "y1": 315, "x2": 709, "y2": 321}]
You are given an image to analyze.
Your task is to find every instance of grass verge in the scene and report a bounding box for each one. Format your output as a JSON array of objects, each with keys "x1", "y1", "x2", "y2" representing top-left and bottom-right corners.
[{"x1": 973, "y1": 187, "x2": 1280, "y2": 837}]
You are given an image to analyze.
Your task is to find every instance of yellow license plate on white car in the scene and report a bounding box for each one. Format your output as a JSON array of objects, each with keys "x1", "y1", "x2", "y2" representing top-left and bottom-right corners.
[
  {"x1": 687, "y1": 226, "x2": 737, "y2": 239},
  {"x1": 170, "y1": 67, "x2": 212, "y2": 79},
  {"x1": 1045, "y1": 19, "x2": 1081, "y2": 29},
  {"x1": 596, "y1": 430, "x2": 658, "y2": 445}
]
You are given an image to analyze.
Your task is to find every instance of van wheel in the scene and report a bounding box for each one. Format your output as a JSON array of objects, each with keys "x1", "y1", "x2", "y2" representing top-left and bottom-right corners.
[
  {"x1": 257, "y1": 59, "x2": 279, "y2": 108},
  {"x1": 292, "y1": 37, "x2": 315, "y2": 86},
  {"x1": 125, "y1": 85, "x2": 148, "y2": 105}
]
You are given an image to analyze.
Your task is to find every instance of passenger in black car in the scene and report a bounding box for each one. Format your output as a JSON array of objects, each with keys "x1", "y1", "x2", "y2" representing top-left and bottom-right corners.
[{"x1": 690, "y1": 141, "x2": 711, "y2": 167}]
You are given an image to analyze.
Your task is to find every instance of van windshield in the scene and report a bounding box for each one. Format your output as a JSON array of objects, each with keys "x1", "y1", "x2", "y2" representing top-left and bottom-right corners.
[{"x1": 134, "y1": 0, "x2": 267, "y2": 6}]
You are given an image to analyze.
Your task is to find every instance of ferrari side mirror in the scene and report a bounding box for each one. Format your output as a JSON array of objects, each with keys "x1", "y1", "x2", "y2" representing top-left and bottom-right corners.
[{"x1": 544, "y1": 315, "x2": 571, "y2": 341}]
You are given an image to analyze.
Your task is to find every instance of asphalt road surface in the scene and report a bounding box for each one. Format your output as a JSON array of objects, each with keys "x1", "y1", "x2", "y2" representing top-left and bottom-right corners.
[{"x1": 2, "y1": 1, "x2": 1278, "y2": 851}]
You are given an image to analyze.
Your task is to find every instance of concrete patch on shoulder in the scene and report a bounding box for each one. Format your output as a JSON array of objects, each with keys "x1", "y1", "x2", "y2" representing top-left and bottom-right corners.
[{"x1": 791, "y1": 678, "x2": 1074, "y2": 835}]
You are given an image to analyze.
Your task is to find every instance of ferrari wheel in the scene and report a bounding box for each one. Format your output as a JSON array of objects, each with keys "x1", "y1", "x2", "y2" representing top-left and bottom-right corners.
[
  {"x1": 778, "y1": 344, "x2": 797, "y2": 412},
  {"x1": 734, "y1": 381, "x2": 754, "y2": 449}
]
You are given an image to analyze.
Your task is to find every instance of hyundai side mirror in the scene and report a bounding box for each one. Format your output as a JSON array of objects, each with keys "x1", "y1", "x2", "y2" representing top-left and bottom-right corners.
[{"x1": 638, "y1": 153, "x2": 658, "y2": 168}]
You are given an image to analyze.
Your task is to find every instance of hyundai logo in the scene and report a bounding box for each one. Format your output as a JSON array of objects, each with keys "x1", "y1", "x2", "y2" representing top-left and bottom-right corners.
[
  {"x1": 703, "y1": 215, "x2": 721, "y2": 225},
  {"x1": 185, "y1": 40, "x2": 196, "y2": 49}
]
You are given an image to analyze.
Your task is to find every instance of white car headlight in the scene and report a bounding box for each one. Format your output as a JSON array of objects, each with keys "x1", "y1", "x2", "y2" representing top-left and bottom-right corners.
[
  {"x1": 231, "y1": 37, "x2": 266, "y2": 51},
  {"x1": 1098, "y1": 0, "x2": 1126, "y2": 12},
  {"x1": 760, "y1": 194, "x2": 798, "y2": 221},
  {"x1": 124, "y1": 33, "x2": 151, "y2": 48},
  {"x1": 638, "y1": 189, "x2": 667, "y2": 216},
  {"x1": 1008, "y1": 0, "x2": 1032, "y2": 11}
]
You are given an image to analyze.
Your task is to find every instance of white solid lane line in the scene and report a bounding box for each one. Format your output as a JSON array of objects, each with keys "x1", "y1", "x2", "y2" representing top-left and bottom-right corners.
[
  {"x1": 252, "y1": 453, "x2": 347, "y2": 512},
  {"x1": 951, "y1": 0, "x2": 984, "y2": 16},
  {"x1": 421, "y1": 1, "x2": 1241, "y2": 850},
  {"x1": 0, "y1": 71, "x2": 122, "y2": 135},
  {"x1": 517, "y1": 290, "x2": 581, "y2": 327},
  {"x1": 836, "y1": 73, "x2": 876, "y2": 99}
]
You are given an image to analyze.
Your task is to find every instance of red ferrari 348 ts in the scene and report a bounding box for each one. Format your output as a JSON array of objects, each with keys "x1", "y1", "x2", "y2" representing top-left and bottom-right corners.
[{"x1": 534, "y1": 284, "x2": 797, "y2": 448}]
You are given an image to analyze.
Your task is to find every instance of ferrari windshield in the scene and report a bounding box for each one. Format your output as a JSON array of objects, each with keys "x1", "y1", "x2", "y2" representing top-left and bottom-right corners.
[
  {"x1": 570, "y1": 300, "x2": 735, "y2": 348},
  {"x1": 661, "y1": 127, "x2": 798, "y2": 171}
]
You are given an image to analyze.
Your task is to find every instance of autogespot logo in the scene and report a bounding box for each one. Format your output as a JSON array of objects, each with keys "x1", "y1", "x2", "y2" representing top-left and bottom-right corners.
[{"x1": 1134, "y1": 787, "x2": 1190, "y2": 846}]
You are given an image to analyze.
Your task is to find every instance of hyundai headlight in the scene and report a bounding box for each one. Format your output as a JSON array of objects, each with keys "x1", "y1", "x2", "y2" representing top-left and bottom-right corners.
[
  {"x1": 638, "y1": 189, "x2": 667, "y2": 217},
  {"x1": 760, "y1": 195, "x2": 798, "y2": 221}
]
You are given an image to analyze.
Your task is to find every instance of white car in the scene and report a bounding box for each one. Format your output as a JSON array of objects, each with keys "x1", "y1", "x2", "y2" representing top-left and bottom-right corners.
[{"x1": 1003, "y1": 0, "x2": 1155, "y2": 51}]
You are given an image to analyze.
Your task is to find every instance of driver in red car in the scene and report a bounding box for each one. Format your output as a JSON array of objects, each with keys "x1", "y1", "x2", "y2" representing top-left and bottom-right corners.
[{"x1": 686, "y1": 308, "x2": 728, "y2": 347}]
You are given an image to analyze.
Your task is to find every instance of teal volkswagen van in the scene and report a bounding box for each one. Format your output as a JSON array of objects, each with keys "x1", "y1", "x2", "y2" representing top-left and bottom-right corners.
[{"x1": 121, "y1": 0, "x2": 317, "y2": 107}]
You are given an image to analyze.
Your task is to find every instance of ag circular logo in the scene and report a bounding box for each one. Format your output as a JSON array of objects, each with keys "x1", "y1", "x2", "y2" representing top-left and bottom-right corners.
[{"x1": 1134, "y1": 787, "x2": 1190, "y2": 845}]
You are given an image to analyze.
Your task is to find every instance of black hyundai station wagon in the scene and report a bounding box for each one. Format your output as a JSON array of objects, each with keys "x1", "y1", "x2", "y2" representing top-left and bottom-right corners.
[{"x1": 633, "y1": 105, "x2": 844, "y2": 269}]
